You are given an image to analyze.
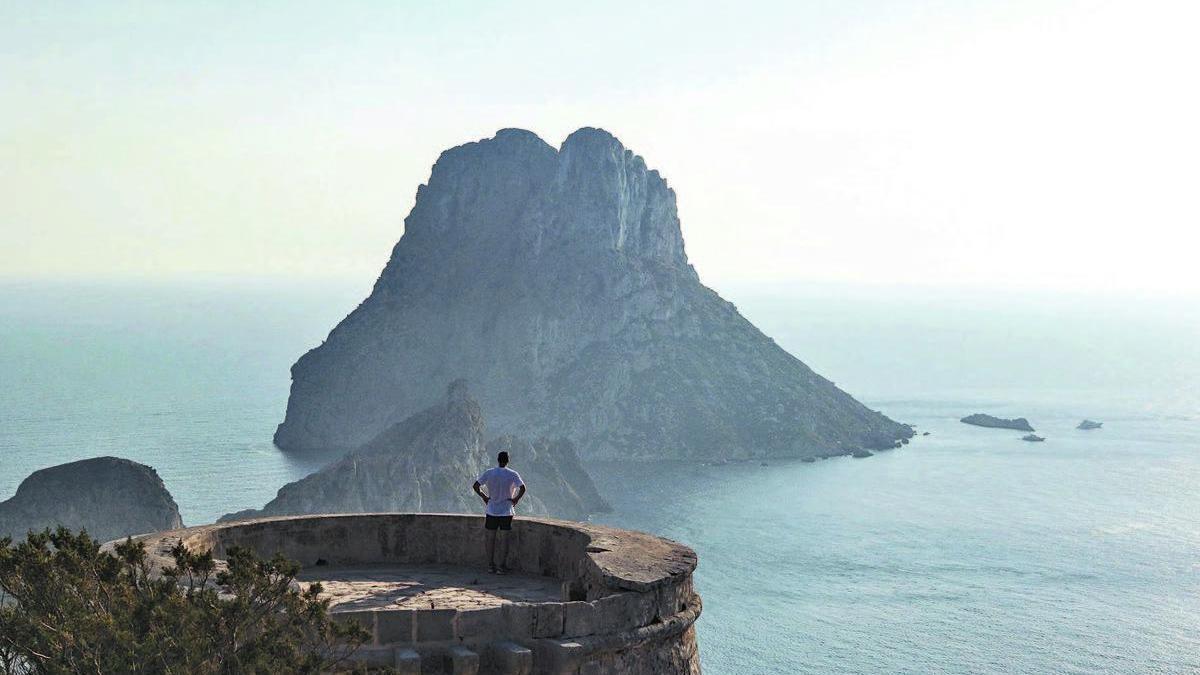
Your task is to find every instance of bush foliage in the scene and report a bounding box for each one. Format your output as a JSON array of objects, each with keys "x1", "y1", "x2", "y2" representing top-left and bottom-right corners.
[{"x1": 0, "y1": 528, "x2": 369, "y2": 674}]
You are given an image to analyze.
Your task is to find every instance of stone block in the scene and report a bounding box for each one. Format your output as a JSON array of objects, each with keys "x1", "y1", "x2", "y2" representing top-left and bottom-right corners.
[
  {"x1": 487, "y1": 641, "x2": 532, "y2": 675},
  {"x1": 532, "y1": 639, "x2": 586, "y2": 675},
  {"x1": 348, "y1": 645, "x2": 395, "y2": 666},
  {"x1": 455, "y1": 606, "x2": 506, "y2": 639},
  {"x1": 655, "y1": 580, "x2": 692, "y2": 620},
  {"x1": 393, "y1": 647, "x2": 421, "y2": 675},
  {"x1": 377, "y1": 608, "x2": 415, "y2": 644},
  {"x1": 333, "y1": 610, "x2": 377, "y2": 644},
  {"x1": 502, "y1": 602, "x2": 535, "y2": 639},
  {"x1": 595, "y1": 592, "x2": 655, "y2": 633},
  {"x1": 447, "y1": 644, "x2": 479, "y2": 675},
  {"x1": 562, "y1": 601, "x2": 597, "y2": 637},
  {"x1": 514, "y1": 529, "x2": 542, "y2": 574},
  {"x1": 532, "y1": 602, "x2": 564, "y2": 638},
  {"x1": 633, "y1": 591, "x2": 658, "y2": 624},
  {"x1": 416, "y1": 608, "x2": 457, "y2": 642}
]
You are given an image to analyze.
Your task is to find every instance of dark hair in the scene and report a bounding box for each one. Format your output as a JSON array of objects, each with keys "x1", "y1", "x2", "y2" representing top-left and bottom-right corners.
[{"x1": 497, "y1": 451, "x2": 509, "y2": 466}]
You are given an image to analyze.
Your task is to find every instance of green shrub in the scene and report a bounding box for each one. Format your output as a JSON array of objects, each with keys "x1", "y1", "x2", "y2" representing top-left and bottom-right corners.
[{"x1": 0, "y1": 527, "x2": 369, "y2": 674}]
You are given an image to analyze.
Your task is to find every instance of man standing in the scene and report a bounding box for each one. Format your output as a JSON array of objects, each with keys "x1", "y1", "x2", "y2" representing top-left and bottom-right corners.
[{"x1": 473, "y1": 451, "x2": 526, "y2": 574}]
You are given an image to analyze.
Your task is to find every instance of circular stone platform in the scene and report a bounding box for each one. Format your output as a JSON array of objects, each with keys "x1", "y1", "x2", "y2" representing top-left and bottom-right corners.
[
  {"x1": 123, "y1": 514, "x2": 702, "y2": 674},
  {"x1": 297, "y1": 563, "x2": 564, "y2": 611}
]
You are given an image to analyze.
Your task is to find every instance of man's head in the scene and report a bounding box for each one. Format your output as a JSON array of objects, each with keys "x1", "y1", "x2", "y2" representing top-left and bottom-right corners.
[{"x1": 497, "y1": 451, "x2": 509, "y2": 467}]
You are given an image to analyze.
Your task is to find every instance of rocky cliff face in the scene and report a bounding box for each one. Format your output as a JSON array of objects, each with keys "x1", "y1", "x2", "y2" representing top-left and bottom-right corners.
[
  {"x1": 227, "y1": 381, "x2": 607, "y2": 522},
  {"x1": 274, "y1": 127, "x2": 911, "y2": 459},
  {"x1": 0, "y1": 457, "x2": 183, "y2": 542}
]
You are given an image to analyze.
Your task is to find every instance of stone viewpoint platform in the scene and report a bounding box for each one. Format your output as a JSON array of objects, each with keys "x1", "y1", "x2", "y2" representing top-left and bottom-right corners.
[{"x1": 124, "y1": 514, "x2": 702, "y2": 674}]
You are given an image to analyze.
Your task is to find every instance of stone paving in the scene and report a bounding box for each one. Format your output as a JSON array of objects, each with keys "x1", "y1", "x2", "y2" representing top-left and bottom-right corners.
[{"x1": 296, "y1": 563, "x2": 562, "y2": 611}]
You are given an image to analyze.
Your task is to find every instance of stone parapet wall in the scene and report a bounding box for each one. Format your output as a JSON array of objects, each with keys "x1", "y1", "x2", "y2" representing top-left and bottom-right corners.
[{"x1": 125, "y1": 514, "x2": 702, "y2": 674}]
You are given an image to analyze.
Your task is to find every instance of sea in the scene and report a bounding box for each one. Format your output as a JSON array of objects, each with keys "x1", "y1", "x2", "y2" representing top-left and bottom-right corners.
[{"x1": 1, "y1": 279, "x2": 1198, "y2": 674}]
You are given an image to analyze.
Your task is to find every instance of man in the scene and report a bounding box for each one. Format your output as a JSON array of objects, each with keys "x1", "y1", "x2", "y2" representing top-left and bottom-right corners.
[{"x1": 472, "y1": 451, "x2": 526, "y2": 574}]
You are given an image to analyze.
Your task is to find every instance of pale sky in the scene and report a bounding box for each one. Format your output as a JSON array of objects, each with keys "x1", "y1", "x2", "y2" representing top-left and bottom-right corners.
[{"x1": 2, "y1": 0, "x2": 1197, "y2": 294}]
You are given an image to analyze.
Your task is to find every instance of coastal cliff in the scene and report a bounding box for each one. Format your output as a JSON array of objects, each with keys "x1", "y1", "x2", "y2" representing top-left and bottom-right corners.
[
  {"x1": 227, "y1": 381, "x2": 607, "y2": 522},
  {"x1": 0, "y1": 456, "x2": 183, "y2": 542},
  {"x1": 274, "y1": 127, "x2": 911, "y2": 459}
]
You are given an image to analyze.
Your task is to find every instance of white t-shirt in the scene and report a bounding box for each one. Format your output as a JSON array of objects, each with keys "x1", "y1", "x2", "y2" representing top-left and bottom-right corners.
[{"x1": 477, "y1": 466, "x2": 525, "y2": 517}]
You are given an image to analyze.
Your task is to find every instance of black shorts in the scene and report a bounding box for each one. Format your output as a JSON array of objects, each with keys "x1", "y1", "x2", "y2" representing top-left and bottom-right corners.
[{"x1": 484, "y1": 515, "x2": 513, "y2": 531}]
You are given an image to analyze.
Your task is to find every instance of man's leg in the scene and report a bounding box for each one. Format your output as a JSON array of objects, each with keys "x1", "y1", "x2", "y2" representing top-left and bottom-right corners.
[
  {"x1": 485, "y1": 527, "x2": 497, "y2": 571},
  {"x1": 496, "y1": 516, "x2": 514, "y2": 572},
  {"x1": 496, "y1": 529, "x2": 510, "y2": 571}
]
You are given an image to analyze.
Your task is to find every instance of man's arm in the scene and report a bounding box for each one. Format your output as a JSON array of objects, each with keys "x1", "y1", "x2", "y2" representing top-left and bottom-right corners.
[
  {"x1": 473, "y1": 481, "x2": 489, "y2": 504},
  {"x1": 511, "y1": 484, "x2": 526, "y2": 507}
]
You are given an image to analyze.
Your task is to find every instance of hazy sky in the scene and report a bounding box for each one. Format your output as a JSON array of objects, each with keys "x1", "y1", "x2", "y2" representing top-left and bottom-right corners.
[{"x1": 3, "y1": 1, "x2": 1197, "y2": 294}]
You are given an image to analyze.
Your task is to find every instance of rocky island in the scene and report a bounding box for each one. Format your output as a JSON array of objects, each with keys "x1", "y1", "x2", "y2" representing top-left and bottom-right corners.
[
  {"x1": 960, "y1": 414, "x2": 1035, "y2": 432},
  {"x1": 274, "y1": 127, "x2": 911, "y2": 460},
  {"x1": 225, "y1": 381, "x2": 608, "y2": 522},
  {"x1": 0, "y1": 456, "x2": 183, "y2": 542}
]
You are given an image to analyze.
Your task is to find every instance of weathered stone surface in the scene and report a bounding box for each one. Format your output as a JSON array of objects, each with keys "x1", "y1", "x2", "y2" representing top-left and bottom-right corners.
[
  {"x1": 595, "y1": 592, "x2": 655, "y2": 633},
  {"x1": 377, "y1": 608, "x2": 416, "y2": 644},
  {"x1": 273, "y1": 127, "x2": 912, "y2": 460},
  {"x1": 563, "y1": 601, "x2": 598, "y2": 637},
  {"x1": 416, "y1": 608, "x2": 457, "y2": 642},
  {"x1": 393, "y1": 647, "x2": 422, "y2": 674},
  {"x1": 334, "y1": 610, "x2": 377, "y2": 638},
  {"x1": 447, "y1": 645, "x2": 479, "y2": 675},
  {"x1": 532, "y1": 639, "x2": 587, "y2": 674},
  {"x1": 222, "y1": 382, "x2": 607, "y2": 522},
  {"x1": 532, "y1": 602, "x2": 565, "y2": 638},
  {"x1": 502, "y1": 602, "x2": 536, "y2": 640},
  {"x1": 350, "y1": 646, "x2": 400, "y2": 667},
  {"x1": 0, "y1": 456, "x2": 182, "y2": 542},
  {"x1": 455, "y1": 607, "x2": 507, "y2": 638},
  {"x1": 487, "y1": 641, "x2": 532, "y2": 675}
]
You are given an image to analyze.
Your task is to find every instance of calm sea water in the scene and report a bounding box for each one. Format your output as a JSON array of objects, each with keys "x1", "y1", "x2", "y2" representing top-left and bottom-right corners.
[{"x1": 2, "y1": 280, "x2": 1198, "y2": 674}]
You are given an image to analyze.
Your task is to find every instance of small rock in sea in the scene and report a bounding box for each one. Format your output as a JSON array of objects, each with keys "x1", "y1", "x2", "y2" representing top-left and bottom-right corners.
[
  {"x1": 801, "y1": 457, "x2": 817, "y2": 463},
  {"x1": 1077, "y1": 419, "x2": 1103, "y2": 430},
  {"x1": 901, "y1": 438, "x2": 909, "y2": 445},
  {"x1": 922, "y1": 431, "x2": 931, "y2": 436},
  {"x1": 961, "y1": 414, "x2": 1035, "y2": 432},
  {"x1": 0, "y1": 456, "x2": 183, "y2": 544},
  {"x1": 852, "y1": 449, "x2": 874, "y2": 458},
  {"x1": 1021, "y1": 434, "x2": 1045, "y2": 442}
]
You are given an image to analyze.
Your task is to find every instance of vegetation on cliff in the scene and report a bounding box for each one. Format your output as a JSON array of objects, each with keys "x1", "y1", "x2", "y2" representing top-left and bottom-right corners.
[{"x1": 0, "y1": 528, "x2": 367, "y2": 674}]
